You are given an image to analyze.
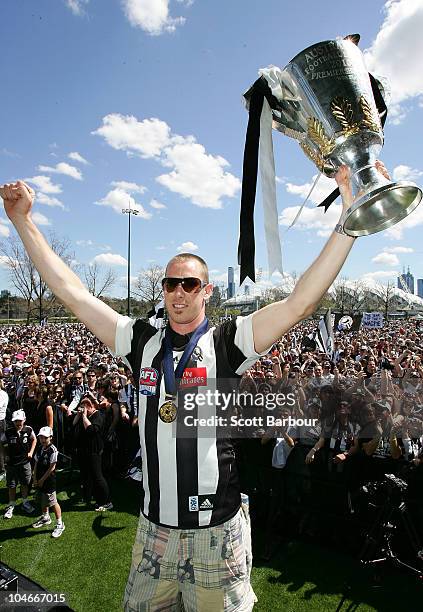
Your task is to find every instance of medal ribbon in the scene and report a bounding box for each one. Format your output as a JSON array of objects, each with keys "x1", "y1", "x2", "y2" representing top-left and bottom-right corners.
[{"x1": 162, "y1": 318, "x2": 209, "y2": 398}]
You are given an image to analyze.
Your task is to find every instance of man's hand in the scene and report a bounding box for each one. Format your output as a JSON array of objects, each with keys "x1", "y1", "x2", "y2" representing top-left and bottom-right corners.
[
  {"x1": 333, "y1": 452, "x2": 347, "y2": 464},
  {"x1": 28, "y1": 451, "x2": 33, "y2": 459},
  {"x1": 335, "y1": 166, "x2": 354, "y2": 212},
  {"x1": 0, "y1": 180, "x2": 35, "y2": 222},
  {"x1": 305, "y1": 449, "x2": 316, "y2": 464},
  {"x1": 335, "y1": 160, "x2": 390, "y2": 213}
]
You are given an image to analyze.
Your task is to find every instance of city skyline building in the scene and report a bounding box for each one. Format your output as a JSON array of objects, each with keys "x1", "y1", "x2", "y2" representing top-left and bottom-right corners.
[
  {"x1": 418, "y1": 279, "x2": 423, "y2": 299},
  {"x1": 227, "y1": 266, "x2": 235, "y2": 299},
  {"x1": 398, "y1": 266, "x2": 414, "y2": 294}
]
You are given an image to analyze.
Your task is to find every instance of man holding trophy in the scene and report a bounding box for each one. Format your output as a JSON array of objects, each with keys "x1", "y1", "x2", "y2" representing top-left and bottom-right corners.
[{"x1": 1, "y1": 33, "x2": 420, "y2": 612}]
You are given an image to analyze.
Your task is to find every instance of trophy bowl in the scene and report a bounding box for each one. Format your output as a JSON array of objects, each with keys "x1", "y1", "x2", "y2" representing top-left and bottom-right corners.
[{"x1": 256, "y1": 37, "x2": 422, "y2": 236}]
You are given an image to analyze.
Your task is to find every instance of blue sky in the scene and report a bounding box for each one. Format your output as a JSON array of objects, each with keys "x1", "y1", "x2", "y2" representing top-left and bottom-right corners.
[{"x1": 1, "y1": 0, "x2": 423, "y2": 297}]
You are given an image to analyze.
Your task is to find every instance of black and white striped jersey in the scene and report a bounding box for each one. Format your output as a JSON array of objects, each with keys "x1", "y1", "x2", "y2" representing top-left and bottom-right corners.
[{"x1": 114, "y1": 314, "x2": 268, "y2": 529}]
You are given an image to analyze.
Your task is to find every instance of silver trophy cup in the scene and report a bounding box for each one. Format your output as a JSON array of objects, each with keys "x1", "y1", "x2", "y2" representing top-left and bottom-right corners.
[{"x1": 260, "y1": 37, "x2": 422, "y2": 236}]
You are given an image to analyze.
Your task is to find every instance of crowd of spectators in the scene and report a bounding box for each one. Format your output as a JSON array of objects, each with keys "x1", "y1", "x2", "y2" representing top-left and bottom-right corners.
[
  {"x1": 237, "y1": 319, "x2": 423, "y2": 559},
  {"x1": 0, "y1": 318, "x2": 422, "y2": 558},
  {"x1": 0, "y1": 323, "x2": 138, "y2": 516}
]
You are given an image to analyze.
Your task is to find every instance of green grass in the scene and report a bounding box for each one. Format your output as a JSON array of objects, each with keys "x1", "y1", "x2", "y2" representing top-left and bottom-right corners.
[{"x1": 1, "y1": 474, "x2": 421, "y2": 612}]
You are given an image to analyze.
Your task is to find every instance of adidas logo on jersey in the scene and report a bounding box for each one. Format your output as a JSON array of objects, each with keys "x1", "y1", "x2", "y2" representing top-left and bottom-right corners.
[{"x1": 200, "y1": 498, "x2": 213, "y2": 510}]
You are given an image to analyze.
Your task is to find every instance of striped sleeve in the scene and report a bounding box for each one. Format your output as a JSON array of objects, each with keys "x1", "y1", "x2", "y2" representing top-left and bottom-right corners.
[
  {"x1": 49, "y1": 446, "x2": 58, "y2": 464},
  {"x1": 112, "y1": 315, "x2": 136, "y2": 358},
  {"x1": 222, "y1": 314, "x2": 272, "y2": 375}
]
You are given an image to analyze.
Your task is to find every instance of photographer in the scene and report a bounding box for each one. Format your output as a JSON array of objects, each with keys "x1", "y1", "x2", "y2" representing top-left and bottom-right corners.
[{"x1": 72, "y1": 396, "x2": 112, "y2": 512}]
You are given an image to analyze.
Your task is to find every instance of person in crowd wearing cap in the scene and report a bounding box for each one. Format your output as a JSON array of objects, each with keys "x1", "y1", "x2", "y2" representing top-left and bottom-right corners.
[
  {"x1": 0, "y1": 378, "x2": 9, "y2": 480},
  {"x1": 32, "y1": 426, "x2": 65, "y2": 538},
  {"x1": 1, "y1": 409, "x2": 36, "y2": 519}
]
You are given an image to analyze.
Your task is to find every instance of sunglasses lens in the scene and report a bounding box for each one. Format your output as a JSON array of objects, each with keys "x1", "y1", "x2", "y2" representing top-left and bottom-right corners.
[
  {"x1": 182, "y1": 278, "x2": 202, "y2": 292},
  {"x1": 163, "y1": 278, "x2": 179, "y2": 292},
  {"x1": 163, "y1": 278, "x2": 202, "y2": 293}
]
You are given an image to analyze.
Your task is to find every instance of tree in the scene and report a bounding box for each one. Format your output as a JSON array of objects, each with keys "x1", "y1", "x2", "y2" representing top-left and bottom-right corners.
[
  {"x1": 133, "y1": 264, "x2": 164, "y2": 308},
  {"x1": 331, "y1": 276, "x2": 349, "y2": 315},
  {"x1": 83, "y1": 262, "x2": 117, "y2": 298},
  {"x1": 373, "y1": 281, "x2": 397, "y2": 318},
  {"x1": 344, "y1": 279, "x2": 367, "y2": 314},
  {"x1": 209, "y1": 284, "x2": 225, "y2": 308},
  {"x1": 0, "y1": 231, "x2": 75, "y2": 323}
]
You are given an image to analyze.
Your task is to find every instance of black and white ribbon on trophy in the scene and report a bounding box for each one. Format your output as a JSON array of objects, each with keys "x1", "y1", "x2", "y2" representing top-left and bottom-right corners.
[{"x1": 238, "y1": 48, "x2": 388, "y2": 286}]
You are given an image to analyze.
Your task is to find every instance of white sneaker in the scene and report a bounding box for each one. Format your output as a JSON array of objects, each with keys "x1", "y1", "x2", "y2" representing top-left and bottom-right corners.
[
  {"x1": 22, "y1": 501, "x2": 35, "y2": 514},
  {"x1": 0, "y1": 472, "x2": 5, "y2": 482},
  {"x1": 95, "y1": 502, "x2": 113, "y2": 512},
  {"x1": 32, "y1": 516, "x2": 52, "y2": 528},
  {"x1": 51, "y1": 523, "x2": 65, "y2": 538},
  {"x1": 4, "y1": 506, "x2": 14, "y2": 519}
]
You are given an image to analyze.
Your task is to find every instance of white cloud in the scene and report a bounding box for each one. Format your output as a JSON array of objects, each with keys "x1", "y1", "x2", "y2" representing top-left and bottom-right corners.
[
  {"x1": 364, "y1": 0, "x2": 423, "y2": 122},
  {"x1": 38, "y1": 162, "x2": 82, "y2": 181},
  {"x1": 0, "y1": 219, "x2": 10, "y2": 238},
  {"x1": 76, "y1": 240, "x2": 94, "y2": 247},
  {"x1": 36, "y1": 193, "x2": 65, "y2": 210},
  {"x1": 32, "y1": 212, "x2": 51, "y2": 226},
  {"x1": 111, "y1": 180, "x2": 146, "y2": 194},
  {"x1": 96, "y1": 188, "x2": 152, "y2": 219},
  {"x1": 25, "y1": 176, "x2": 62, "y2": 195},
  {"x1": 362, "y1": 270, "x2": 399, "y2": 281},
  {"x1": 1, "y1": 148, "x2": 20, "y2": 159},
  {"x1": 279, "y1": 201, "x2": 342, "y2": 234},
  {"x1": 92, "y1": 253, "x2": 127, "y2": 267},
  {"x1": 176, "y1": 241, "x2": 198, "y2": 252},
  {"x1": 94, "y1": 114, "x2": 241, "y2": 209},
  {"x1": 392, "y1": 164, "x2": 423, "y2": 182},
  {"x1": 157, "y1": 140, "x2": 240, "y2": 209},
  {"x1": 372, "y1": 252, "x2": 399, "y2": 266},
  {"x1": 285, "y1": 173, "x2": 337, "y2": 205},
  {"x1": 93, "y1": 114, "x2": 171, "y2": 158},
  {"x1": 65, "y1": 0, "x2": 88, "y2": 16},
  {"x1": 383, "y1": 246, "x2": 414, "y2": 253},
  {"x1": 156, "y1": 245, "x2": 167, "y2": 250},
  {"x1": 122, "y1": 0, "x2": 185, "y2": 35},
  {"x1": 280, "y1": 174, "x2": 341, "y2": 235},
  {"x1": 68, "y1": 152, "x2": 89, "y2": 165},
  {"x1": 118, "y1": 274, "x2": 138, "y2": 285},
  {"x1": 384, "y1": 197, "x2": 423, "y2": 239},
  {"x1": 150, "y1": 199, "x2": 167, "y2": 209}
]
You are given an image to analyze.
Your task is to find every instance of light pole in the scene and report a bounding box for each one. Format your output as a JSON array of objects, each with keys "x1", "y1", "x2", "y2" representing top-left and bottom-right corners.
[{"x1": 122, "y1": 200, "x2": 140, "y2": 316}]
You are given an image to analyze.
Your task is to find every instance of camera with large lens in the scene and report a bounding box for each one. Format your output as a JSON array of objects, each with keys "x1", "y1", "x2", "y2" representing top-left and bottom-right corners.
[{"x1": 361, "y1": 473, "x2": 408, "y2": 506}]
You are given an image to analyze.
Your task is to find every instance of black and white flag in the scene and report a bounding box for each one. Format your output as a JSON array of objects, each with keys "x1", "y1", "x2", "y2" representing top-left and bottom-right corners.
[
  {"x1": 147, "y1": 300, "x2": 165, "y2": 329},
  {"x1": 315, "y1": 310, "x2": 335, "y2": 358}
]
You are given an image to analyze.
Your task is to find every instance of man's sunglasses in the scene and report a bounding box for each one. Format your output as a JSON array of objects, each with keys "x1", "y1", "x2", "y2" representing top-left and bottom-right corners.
[{"x1": 161, "y1": 277, "x2": 207, "y2": 293}]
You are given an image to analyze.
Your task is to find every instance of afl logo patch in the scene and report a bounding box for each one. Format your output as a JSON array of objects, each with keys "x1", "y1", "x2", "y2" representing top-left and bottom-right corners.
[{"x1": 139, "y1": 367, "x2": 159, "y2": 396}]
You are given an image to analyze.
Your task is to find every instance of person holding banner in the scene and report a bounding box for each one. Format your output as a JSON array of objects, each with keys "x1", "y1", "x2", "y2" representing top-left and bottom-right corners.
[{"x1": 0, "y1": 161, "x2": 390, "y2": 610}]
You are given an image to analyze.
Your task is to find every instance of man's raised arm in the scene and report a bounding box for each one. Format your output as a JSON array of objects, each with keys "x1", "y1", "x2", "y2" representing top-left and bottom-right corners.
[
  {"x1": 0, "y1": 181, "x2": 119, "y2": 351},
  {"x1": 252, "y1": 162, "x2": 390, "y2": 353}
]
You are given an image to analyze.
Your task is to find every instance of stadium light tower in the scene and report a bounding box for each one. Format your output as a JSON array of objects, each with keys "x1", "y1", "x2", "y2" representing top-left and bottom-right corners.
[{"x1": 122, "y1": 198, "x2": 140, "y2": 316}]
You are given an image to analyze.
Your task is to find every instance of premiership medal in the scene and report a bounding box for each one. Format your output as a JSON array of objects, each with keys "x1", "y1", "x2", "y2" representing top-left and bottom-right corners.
[
  {"x1": 161, "y1": 318, "x2": 209, "y2": 424},
  {"x1": 159, "y1": 399, "x2": 177, "y2": 423}
]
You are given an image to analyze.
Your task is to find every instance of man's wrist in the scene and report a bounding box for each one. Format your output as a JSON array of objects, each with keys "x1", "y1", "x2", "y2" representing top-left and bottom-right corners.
[{"x1": 335, "y1": 222, "x2": 349, "y2": 236}]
